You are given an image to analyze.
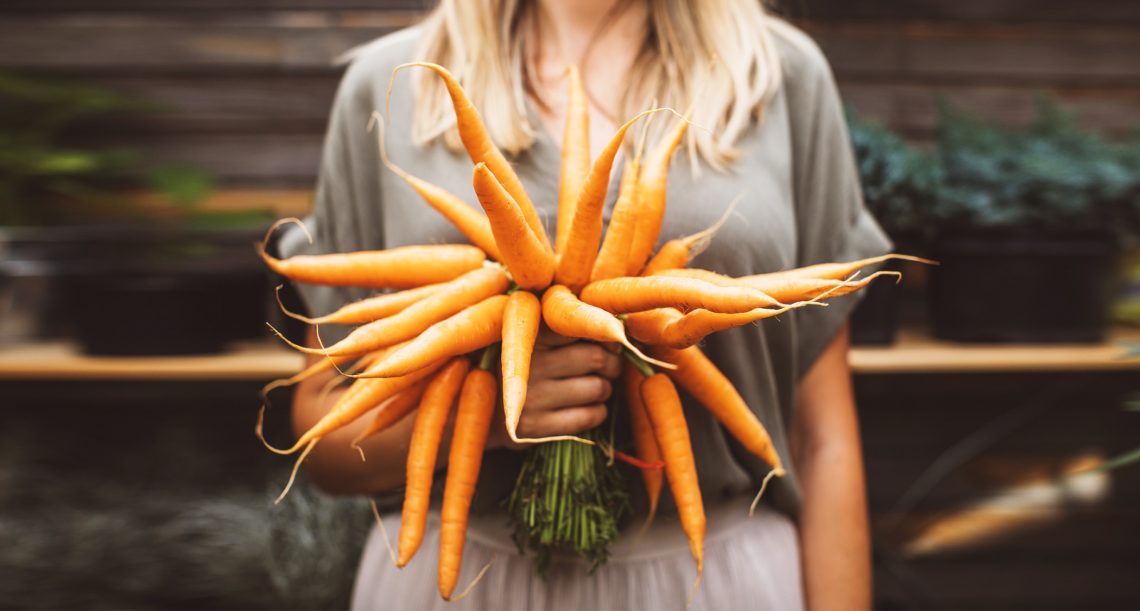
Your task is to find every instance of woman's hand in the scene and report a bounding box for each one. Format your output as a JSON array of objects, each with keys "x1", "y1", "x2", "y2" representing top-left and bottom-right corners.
[{"x1": 487, "y1": 327, "x2": 623, "y2": 449}]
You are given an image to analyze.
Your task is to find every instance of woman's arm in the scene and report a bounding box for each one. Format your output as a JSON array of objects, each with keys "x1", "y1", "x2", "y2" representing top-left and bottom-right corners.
[
  {"x1": 791, "y1": 324, "x2": 872, "y2": 610},
  {"x1": 291, "y1": 327, "x2": 622, "y2": 495}
]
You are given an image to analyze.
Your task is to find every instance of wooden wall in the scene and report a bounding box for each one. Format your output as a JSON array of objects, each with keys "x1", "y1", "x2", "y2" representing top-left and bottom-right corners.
[{"x1": 1, "y1": 0, "x2": 1137, "y2": 186}]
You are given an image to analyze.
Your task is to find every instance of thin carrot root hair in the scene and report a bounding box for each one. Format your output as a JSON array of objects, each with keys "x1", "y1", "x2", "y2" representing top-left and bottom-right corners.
[
  {"x1": 274, "y1": 439, "x2": 318, "y2": 504},
  {"x1": 369, "y1": 499, "x2": 400, "y2": 567},
  {"x1": 255, "y1": 404, "x2": 296, "y2": 455},
  {"x1": 687, "y1": 568, "x2": 703, "y2": 611},
  {"x1": 445, "y1": 557, "x2": 497, "y2": 603},
  {"x1": 508, "y1": 432, "x2": 595, "y2": 446},
  {"x1": 367, "y1": 110, "x2": 417, "y2": 185},
  {"x1": 748, "y1": 467, "x2": 786, "y2": 517},
  {"x1": 621, "y1": 339, "x2": 677, "y2": 371},
  {"x1": 258, "y1": 217, "x2": 311, "y2": 264},
  {"x1": 681, "y1": 193, "x2": 743, "y2": 262}
]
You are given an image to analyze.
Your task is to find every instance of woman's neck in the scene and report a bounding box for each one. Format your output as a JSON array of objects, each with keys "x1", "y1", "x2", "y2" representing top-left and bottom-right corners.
[{"x1": 528, "y1": 0, "x2": 648, "y2": 145}]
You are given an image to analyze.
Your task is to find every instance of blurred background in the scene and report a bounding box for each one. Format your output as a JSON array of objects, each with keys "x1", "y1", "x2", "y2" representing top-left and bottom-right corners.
[{"x1": 1, "y1": 1, "x2": 1138, "y2": 609}]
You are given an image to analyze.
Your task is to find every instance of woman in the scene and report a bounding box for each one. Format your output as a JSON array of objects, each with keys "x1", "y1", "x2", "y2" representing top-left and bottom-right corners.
[{"x1": 280, "y1": 0, "x2": 889, "y2": 608}]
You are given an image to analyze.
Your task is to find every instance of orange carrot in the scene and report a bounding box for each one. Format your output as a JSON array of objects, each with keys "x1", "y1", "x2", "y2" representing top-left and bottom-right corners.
[
  {"x1": 589, "y1": 157, "x2": 640, "y2": 282},
  {"x1": 398, "y1": 357, "x2": 470, "y2": 567},
  {"x1": 438, "y1": 365, "x2": 498, "y2": 600},
  {"x1": 658, "y1": 305, "x2": 798, "y2": 349},
  {"x1": 745, "y1": 254, "x2": 935, "y2": 283},
  {"x1": 369, "y1": 112, "x2": 501, "y2": 261},
  {"x1": 640, "y1": 197, "x2": 738, "y2": 276},
  {"x1": 471, "y1": 163, "x2": 554, "y2": 290},
  {"x1": 650, "y1": 345, "x2": 783, "y2": 473},
  {"x1": 541, "y1": 285, "x2": 673, "y2": 369},
  {"x1": 259, "y1": 219, "x2": 485, "y2": 289},
  {"x1": 626, "y1": 115, "x2": 690, "y2": 275},
  {"x1": 259, "y1": 352, "x2": 356, "y2": 399},
  {"x1": 501, "y1": 291, "x2": 541, "y2": 442},
  {"x1": 740, "y1": 270, "x2": 902, "y2": 303},
  {"x1": 271, "y1": 267, "x2": 508, "y2": 357},
  {"x1": 623, "y1": 363, "x2": 663, "y2": 522},
  {"x1": 579, "y1": 275, "x2": 781, "y2": 314},
  {"x1": 392, "y1": 62, "x2": 551, "y2": 253},
  {"x1": 275, "y1": 283, "x2": 443, "y2": 326},
  {"x1": 640, "y1": 373, "x2": 705, "y2": 580},
  {"x1": 356, "y1": 294, "x2": 508, "y2": 379},
  {"x1": 555, "y1": 64, "x2": 590, "y2": 254},
  {"x1": 258, "y1": 359, "x2": 446, "y2": 503},
  {"x1": 555, "y1": 108, "x2": 674, "y2": 292},
  {"x1": 349, "y1": 378, "x2": 430, "y2": 451},
  {"x1": 623, "y1": 308, "x2": 683, "y2": 346}
]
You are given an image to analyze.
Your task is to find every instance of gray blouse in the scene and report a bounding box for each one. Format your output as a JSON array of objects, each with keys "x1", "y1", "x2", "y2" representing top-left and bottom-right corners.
[{"x1": 280, "y1": 22, "x2": 891, "y2": 525}]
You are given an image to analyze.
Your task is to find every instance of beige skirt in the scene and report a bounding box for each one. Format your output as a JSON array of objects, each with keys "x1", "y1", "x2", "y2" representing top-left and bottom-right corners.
[{"x1": 350, "y1": 497, "x2": 804, "y2": 611}]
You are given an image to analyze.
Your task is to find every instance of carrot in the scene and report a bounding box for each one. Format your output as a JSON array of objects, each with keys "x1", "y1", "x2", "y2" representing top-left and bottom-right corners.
[
  {"x1": 258, "y1": 359, "x2": 446, "y2": 503},
  {"x1": 640, "y1": 196, "x2": 738, "y2": 276},
  {"x1": 541, "y1": 285, "x2": 673, "y2": 370},
  {"x1": 271, "y1": 266, "x2": 508, "y2": 357},
  {"x1": 259, "y1": 352, "x2": 355, "y2": 399},
  {"x1": 392, "y1": 62, "x2": 551, "y2": 253},
  {"x1": 591, "y1": 114, "x2": 653, "y2": 282},
  {"x1": 640, "y1": 373, "x2": 705, "y2": 584},
  {"x1": 579, "y1": 275, "x2": 781, "y2": 314},
  {"x1": 649, "y1": 345, "x2": 783, "y2": 474},
  {"x1": 589, "y1": 156, "x2": 640, "y2": 282},
  {"x1": 555, "y1": 64, "x2": 590, "y2": 255},
  {"x1": 745, "y1": 254, "x2": 935, "y2": 283},
  {"x1": 398, "y1": 357, "x2": 470, "y2": 567},
  {"x1": 368, "y1": 112, "x2": 502, "y2": 261},
  {"x1": 555, "y1": 108, "x2": 675, "y2": 292},
  {"x1": 626, "y1": 115, "x2": 690, "y2": 275},
  {"x1": 275, "y1": 283, "x2": 442, "y2": 326},
  {"x1": 658, "y1": 305, "x2": 799, "y2": 349},
  {"x1": 349, "y1": 377, "x2": 430, "y2": 452},
  {"x1": 471, "y1": 163, "x2": 554, "y2": 290},
  {"x1": 259, "y1": 218, "x2": 485, "y2": 289},
  {"x1": 623, "y1": 363, "x2": 662, "y2": 523},
  {"x1": 355, "y1": 294, "x2": 508, "y2": 379},
  {"x1": 501, "y1": 291, "x2": 543, "y2": 442},
  {"x1": 624, "y1": 308, "x2": 683, "y2": 346},
  {"x1": 438, "y1": 363, "x2": 499, "y2": 600},
  {"x1": 741, "y1": 269, "x2": 902, "y2": 304}
]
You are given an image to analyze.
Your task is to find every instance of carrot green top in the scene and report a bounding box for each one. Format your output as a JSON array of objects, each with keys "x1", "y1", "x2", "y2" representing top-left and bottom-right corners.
[{"x1": 279, "y1": 22, "x2": 890, "y2": 526}]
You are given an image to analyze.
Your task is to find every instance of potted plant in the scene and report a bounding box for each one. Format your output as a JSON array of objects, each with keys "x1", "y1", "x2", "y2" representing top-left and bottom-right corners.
[
  {"x1": 846, "y1": 111, "x2": 940, "y2": 345},
  {"x1": 0, "y1": 72, "x2": 273, "y2": 354},
  {"x1": 928, "y1": 98, "x2": 1138, "y2": 343}
]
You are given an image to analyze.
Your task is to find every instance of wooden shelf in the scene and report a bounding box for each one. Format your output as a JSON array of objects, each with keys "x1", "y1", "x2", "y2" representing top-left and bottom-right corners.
[
  {"x1": 1, "y1": 328, "x2": 1138, "y2": 381},
  {"x1": 849, "y1": 327, "x2": 1140, "y2": 374}
]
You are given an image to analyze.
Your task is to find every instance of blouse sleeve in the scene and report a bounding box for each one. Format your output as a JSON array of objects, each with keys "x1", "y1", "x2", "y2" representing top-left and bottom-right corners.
[
  {"x1": 276, "y1": 56, "x2": 386, "y2": 343},
  {"x1": 782, "y1": 33, "x2": 893, "y2": 376}
]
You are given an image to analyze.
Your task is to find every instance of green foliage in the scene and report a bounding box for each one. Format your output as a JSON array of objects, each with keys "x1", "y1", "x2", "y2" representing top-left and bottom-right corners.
[
  {"x1": 847, "y1": 111, "x2": 940, "y2": 238},
  {"x1": 0, "y1": 72, "x2": 216, "y2": 226},
  {"x1": 934, "y1": 97, "x2": 1140, "y2": 236}
]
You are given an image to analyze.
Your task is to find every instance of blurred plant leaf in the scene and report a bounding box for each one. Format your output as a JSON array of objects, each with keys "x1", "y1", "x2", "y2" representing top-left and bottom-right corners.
[{"x1": 147, "y1": 165, "x2": 216, "y2": 208}]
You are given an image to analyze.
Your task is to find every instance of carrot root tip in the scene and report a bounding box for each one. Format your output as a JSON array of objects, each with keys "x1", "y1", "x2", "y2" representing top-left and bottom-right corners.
[
  {"x1": 748, "y1": 468, "x2": 784, "y2": 516},
  {"x1": 274, "y1": 439, "x2": 317, "y2": 505},
  {"x1": 369, "y1": 499, "x2": 401, "y2": 567}
]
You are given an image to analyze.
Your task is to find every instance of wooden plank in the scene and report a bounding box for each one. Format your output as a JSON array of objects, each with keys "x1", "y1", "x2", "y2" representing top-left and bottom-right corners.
[
  {"x1": 99, "y1": 132, "x2": 325, "y2": 184},
  {"x1": 849, "y1": 327, "x2": 1140, "y2": 374},
  {"x1": 805, "y1": 22, "x2": 1140, "y2": 84},
  {"x1": 781, "y1": 0, "x2": 1140, "y2": 25},
  {"x1": 0, "y1": 341, "x2": 304, "y2": 381},
  {"x1": 0, "y1": 13, "x2": 413, "y2": 72},
  {"x1": 127, "y1": 188, "x2": 314, "y2": 218},
  {"x1": 840, "y1": 82, "x2": 1140, "y2": 139},
  {"x1": 1, "y1": 0, "x2": 427, "y2": 11}
]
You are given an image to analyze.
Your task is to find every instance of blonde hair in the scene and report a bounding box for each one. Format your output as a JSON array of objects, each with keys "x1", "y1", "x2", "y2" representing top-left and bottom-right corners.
[{"x1": 411, "y1": 0, "x2": 783, "y2": 170}]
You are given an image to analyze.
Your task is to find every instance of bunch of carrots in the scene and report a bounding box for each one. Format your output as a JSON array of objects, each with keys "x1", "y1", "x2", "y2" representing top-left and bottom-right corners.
[{"x1": 256, "y1": 62, "x2": 926, "y2": 601}]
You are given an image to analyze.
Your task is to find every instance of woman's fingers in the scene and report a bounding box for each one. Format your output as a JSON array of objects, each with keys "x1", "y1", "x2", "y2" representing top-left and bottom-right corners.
[
  {"x1": 531, "y1": 342, "x2": 622, "y2": 380},
  {"x1": 517, "y1": 403, "x2": 608, "y2": 438},
  {"x1": 526, "y1": 375, "x2": 613, "y2": 410}
]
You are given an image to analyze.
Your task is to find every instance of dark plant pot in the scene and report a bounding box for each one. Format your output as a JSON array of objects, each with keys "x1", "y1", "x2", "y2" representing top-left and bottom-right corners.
[
  {"x1": 929, "y1": 234, "x2": 1118, "y2": 343},
  {"x1": 850, "y1": 264, "x2": 900, "y2": 346},
  {"x1": 1, "y1": 225, "x2": 269, "y2": 354}
]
